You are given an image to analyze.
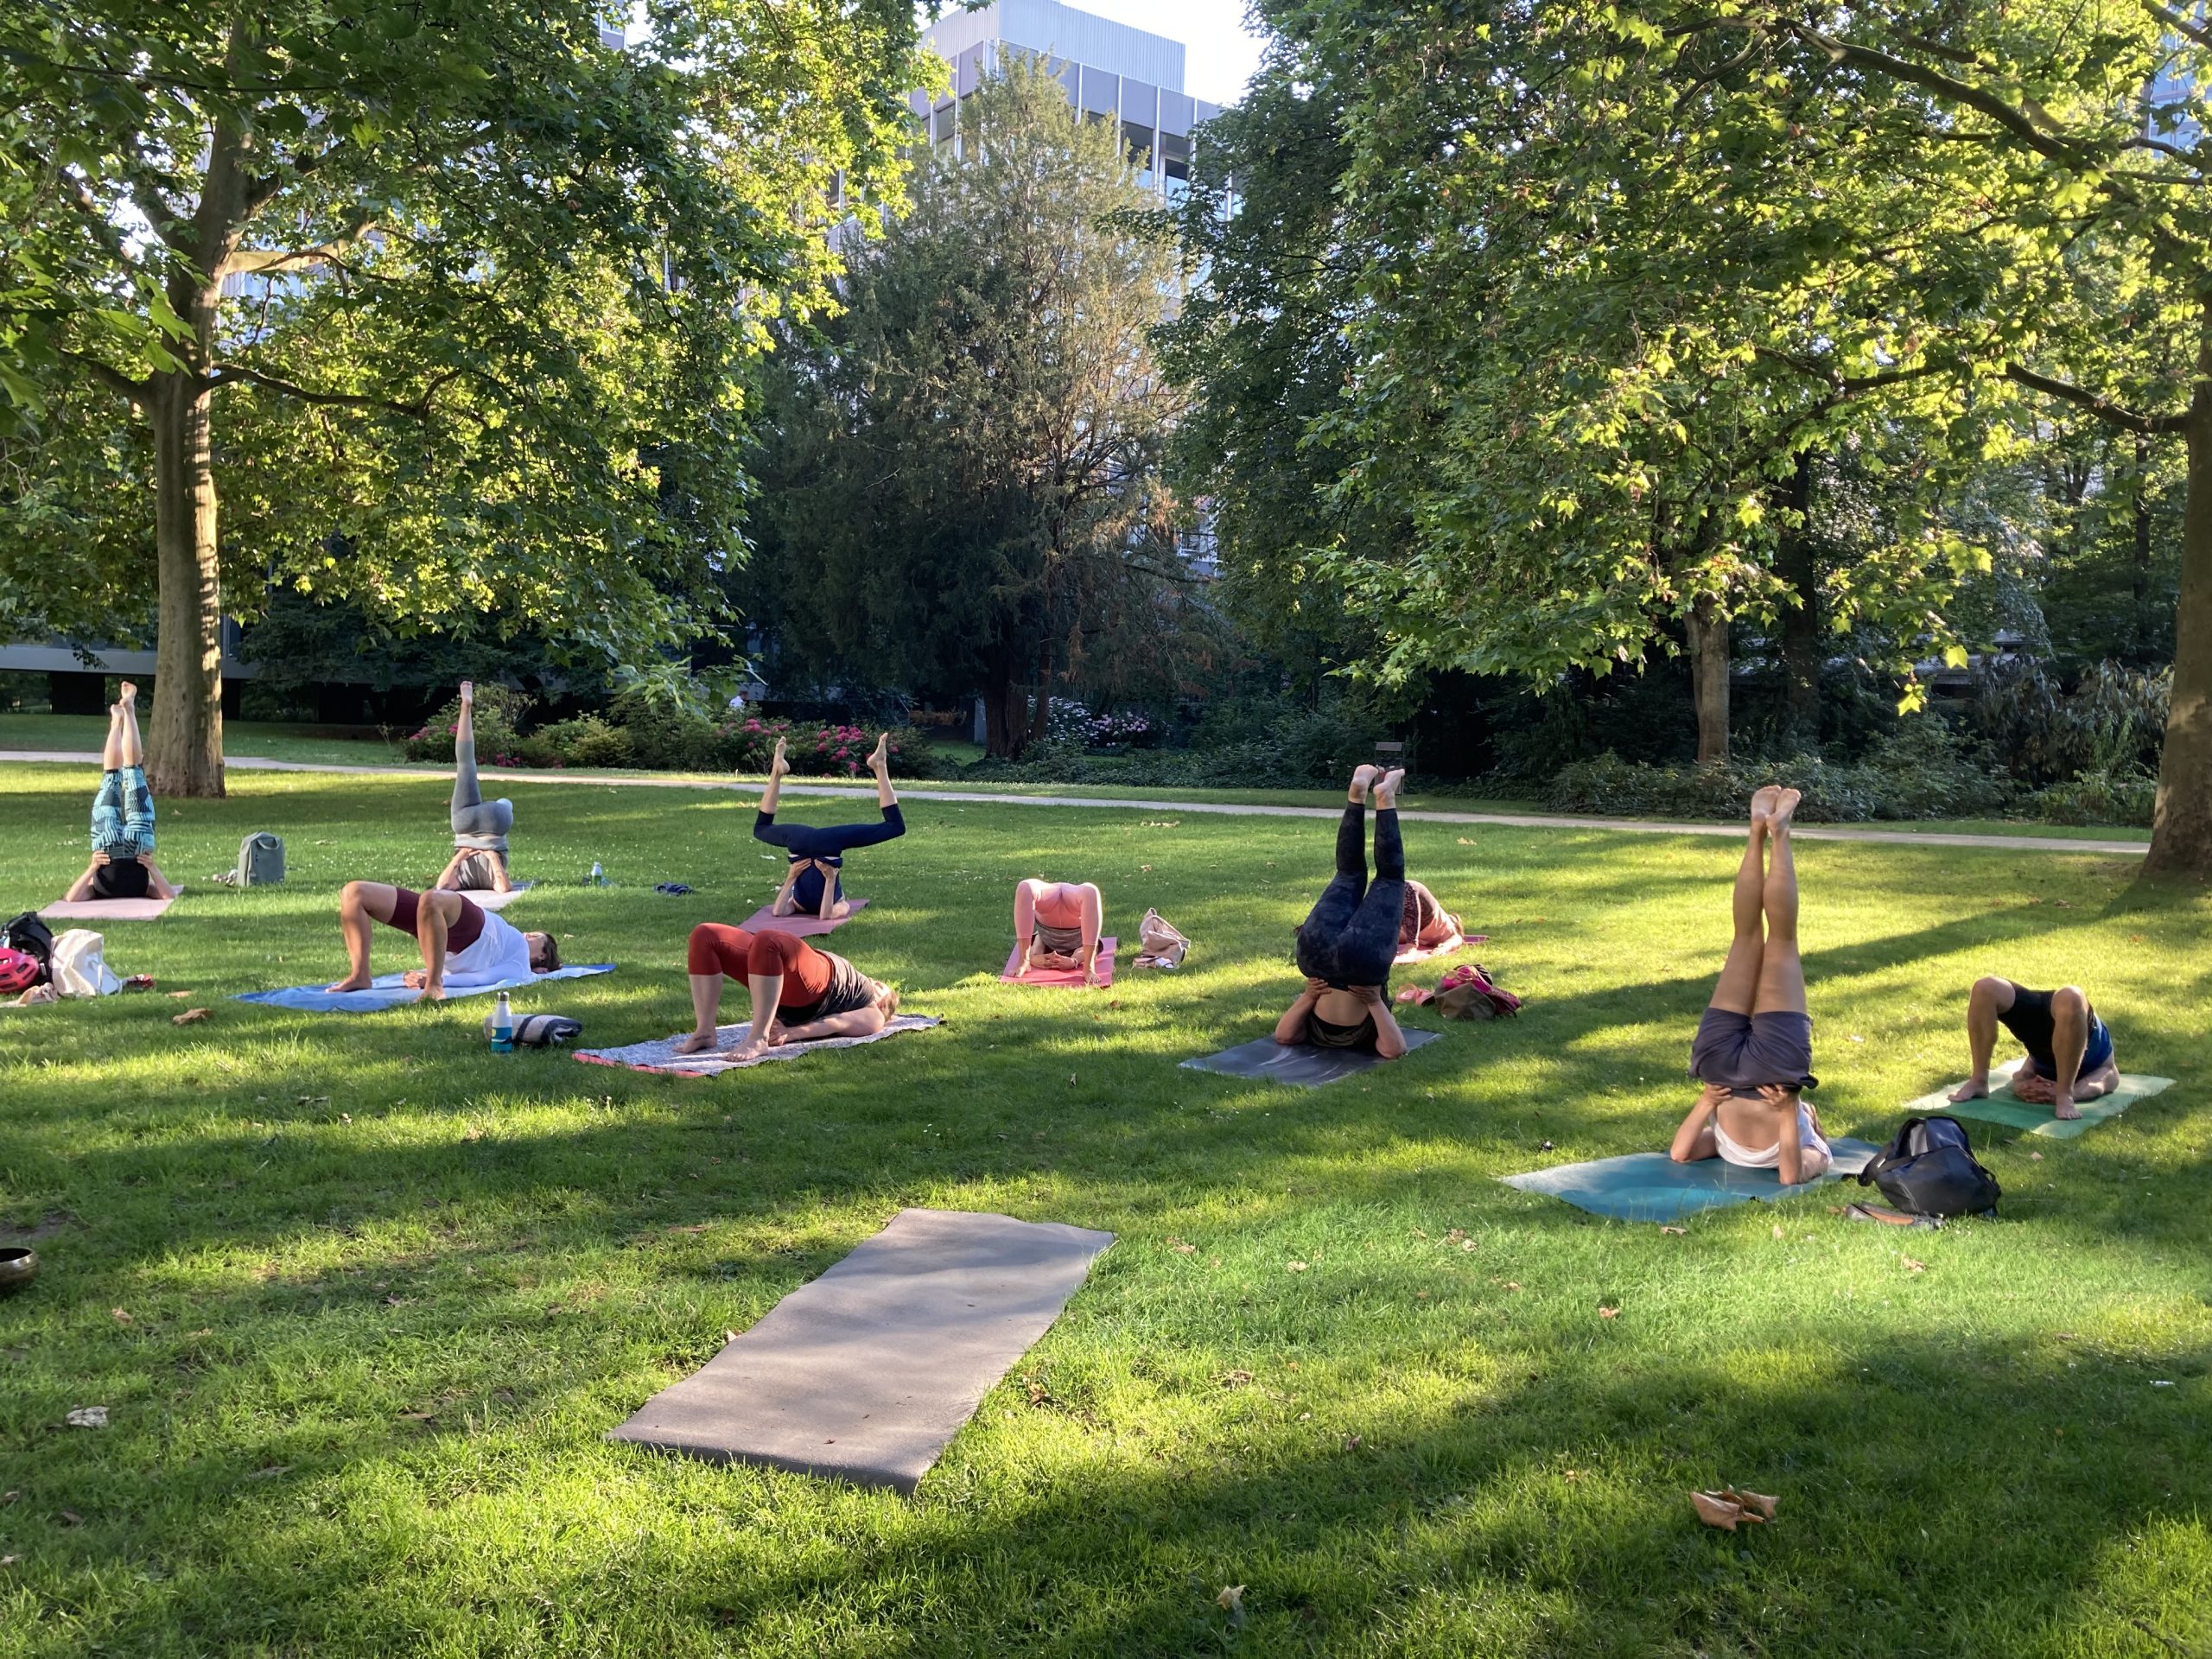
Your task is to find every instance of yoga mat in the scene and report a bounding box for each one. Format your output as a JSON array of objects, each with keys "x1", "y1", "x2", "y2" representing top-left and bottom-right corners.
[
  {"x1": 1500, "y1": 1137, "x2": 1881, "y2": 1223},
  {"x1": 607, "y1": 1207, "x2": 1114, "y2": 1492},
  {"x1": 41, "y1": 888, "x2": 182, "y2": 922},
  {"x1": 1001, "y1": 937, "x2": 1116, "y2": 988},
  {"x1": 464, "y1": 882, "x2": 533, "y2": 912},
  {"x1": 578, "y1": 1014, "x2": 942, "y2": 1076},
  {"x1": 235, "y1": 963, "x2": 613, "y2": 1013},
  {"x1": 740, "y1": 898, "x2": 869, "y2": 938},
  {"x1": 1181, "y1": 1028, "x2": 1441, "y2": 1087},
  {"x1": 1908, "y1": 1058, "x2": 2175, "y2": 1140}
]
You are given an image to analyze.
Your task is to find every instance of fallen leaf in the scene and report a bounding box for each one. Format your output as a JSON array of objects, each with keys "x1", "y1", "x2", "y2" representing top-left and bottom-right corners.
[
  {"x1": 1503, "y1": 1281, "x2": 1522, "y2": 1291},
  {"x1": 64, "y1": 1407, "x2": 108, "y2": 1429},
  {"x1": 724, "y1": 1330, "x2": 740, "y2": 1344},
  {"x1": 0, "y1": 1554, "x2": 16, "y2": 1567},
  {"x1": 1660, "y1": 1225, "x2": 1688, "y2": 1236},
  {"x1": 1902, "y1": 1256, "x2": 1926, "y2": 1274},
  {"x1": 171, "y1": 1007, "x2": 211, "y2": 1026},
  {"x1": 1728, "y1": 1487, "x2": 1779, "y2": 1520},
  {"x1": 1216, "y1": 1585, "x2": 1246, "y2": 1620},
  {"x1": 1771, "y1": 1224, "x2": 1784, "y2": 1240},
  {"x1": 1599, "y1": 1306, "x2": 1620, "y2": 1319},
  {"x1": 1286, "y1": 1261, "x2": 1308, "y2": 1273},
  {"x1": 2029, "y1": 1152, "x2": 2044, "y2": 1162},
  {"x1": 1445, "y1": 1229, "x2": 1466, "y2": 1242},
  {"x1": 1217, "y1": 1370, "x2": 1254, "y2": 1389},
  {"x1": 1167, "y1": 1238, "x2": 1197, "y2": 1255},
  {"x1": 1691, "y1": 1491, "x2": 1752, "y2": 1530},
  {"x1": 2, "y1": 1491, "x2": 17, "y2": 1504},
  {"x1": 1343, "y1": 1433, "x2": 1362, "y2": 1450},
  {"x1": 1459, "y1": 1238, "x2": 1477, "y2": 1252},
  {"x1": 398, "y1": 1410, "x2": 436, "y2": 1422},
  {"x1": 59, "y1": 1510, "x2": 82, "y2": 1527},
  {"x1": 1025, "y1": 1378, "x2": 1052, "y2": 1407},
  {"x1": 669, "y1": 1224, "x2": 712, "y2": 1234},
  {"x1": 165, "y1": 990, "x2": 191, "y2": 999},
  {"x1": 245, "y1": 1465, "x2": 293, "y2": 1480},
  {"x1": 109, "y1": 1308, "x2": 131, "y2": 1325}
]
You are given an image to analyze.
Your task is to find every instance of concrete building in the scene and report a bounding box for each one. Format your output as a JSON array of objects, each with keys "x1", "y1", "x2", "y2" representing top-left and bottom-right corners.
[{"x1": 912, "y1": 0, "x2": 1220, "y2": 199}]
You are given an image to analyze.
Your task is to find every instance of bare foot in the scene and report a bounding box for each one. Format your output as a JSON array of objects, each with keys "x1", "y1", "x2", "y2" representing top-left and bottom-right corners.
[
  {"x1": 459, "y1": 680, "x2": 474, "y2": 704},
  {"x1": 417, "y1": 984, "x2": 447, "y2": 1002},
  {"x1": 1751, "y1": 785, "x2": 1783, "y2": 822},
  {"x1": 2053, "y1": 1096, "x2": 2082, "y2": 1121},
  {"x1": 1349, "y1": 764, "x2": 1380, "y2": 801},
  {"x1": 118, "y1": 681, "x2": 137, "y2": 708},
  {"x1": 674, "y1": 1030, "x2": 723, "y2": 1055},
  {"x1": 769, "y1": 736, "x2": 790, "y2": 779},
  {"x1": 1948, "y1": 1077, "x2": 1991, "y2": 1103},
  {"x1": 325, "y1": 976, "x2": 373, "y2": 993},
  {"x1": 868, "y1": 732, "x2": 891, "y2": 773},
  {"x1": 1769, "y1": 787, "x2": 1802, "y2": 829},
  {"x1": 1374, "y1": 767, "x2": 1407, "y2": 809}
]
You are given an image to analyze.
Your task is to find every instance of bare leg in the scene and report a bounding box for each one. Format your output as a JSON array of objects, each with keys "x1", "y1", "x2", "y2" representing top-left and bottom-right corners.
[
  {"x1": 759, "y1": 737, "x2": 789, "y2": 814},
  {"x1": 415, "y1": 890, "x2": 456, "y2": 1001},
  {"x1": 1347, "y1": 764, "x2": 1378, "y2": 804},
  {"x1": 2047, "y1": 987, "x2": 2092, "y2": 1120},
  {"x1": 1076, "y1": 881, "x2": 1103, "y2": 986},
  {"x1": 679, "y1": 976, "x2": 725, "y2": 1052},
  {"x1": 738, "y1": 972, "x2": 785, "y2": 1058},
  {"x1": 1014, "y1": 878, "x2": 1045, "y2": 976},
  {"x1": 327, "y1": 880, "x2": 401, "y2": 991},
  {"x1": 1950, "y1": 977, "x2": 2012, "y2": 1102},
  {"x1": 870, "y1": 733, "x2": 897, "y2": 810},
  {"x1": 1373, "y1": 767, "x2": 1404, "y2": 810},
  {"x1": 100, "y1": 694, "x2": 127, "y2": 771},
  {"x1": 1751, "y1": 790, "x2": 1807, "y2": 1016},
  {"x1": 1709, "y1": 790, "x2": 1777, "y2": 1015}
]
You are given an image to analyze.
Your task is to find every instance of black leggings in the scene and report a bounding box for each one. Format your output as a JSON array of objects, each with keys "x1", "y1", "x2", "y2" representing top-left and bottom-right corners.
[
  {"x1": 753, "y1": 805, "x2": 906, "y2": 910},
  {"x1": 1294, "y1": 803, "x2": 1405, "y2": 988}
]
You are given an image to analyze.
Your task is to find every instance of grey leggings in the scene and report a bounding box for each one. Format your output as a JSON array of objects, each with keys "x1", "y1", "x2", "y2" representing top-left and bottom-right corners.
[{"x1": 451, "y1": 726, "x2": 513, "y2": 848}]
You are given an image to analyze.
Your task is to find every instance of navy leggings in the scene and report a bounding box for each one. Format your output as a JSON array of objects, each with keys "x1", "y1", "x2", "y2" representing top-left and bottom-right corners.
[
  {"x1": 754, "y1": 805, "x2": 906, "y2": 911},
  {"x1": 1294, "y1": 803, "x2": 1405, "y2": 988}
]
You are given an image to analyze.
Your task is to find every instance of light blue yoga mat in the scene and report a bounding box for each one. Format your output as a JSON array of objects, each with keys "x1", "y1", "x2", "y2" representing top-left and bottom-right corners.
[
  {"x1": 1501, "y1": 1137, "x2": 1880, "y2": 1223},
  {"x1": 236, "y1": 963, "x2": 614, "y2": 1013}
]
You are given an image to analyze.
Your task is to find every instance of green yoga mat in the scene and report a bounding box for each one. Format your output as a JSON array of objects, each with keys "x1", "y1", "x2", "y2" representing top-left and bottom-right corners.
[{"x1": 1908, "y1": 1059, "x2": 2175, "y2": 1140}]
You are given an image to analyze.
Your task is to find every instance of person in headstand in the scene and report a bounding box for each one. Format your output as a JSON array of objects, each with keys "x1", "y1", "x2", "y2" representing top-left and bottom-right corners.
[
  {"x1": 1669, "y1": 786, "x2": 1829, "y2": 1185},
  {"x1": 1013, "y1": 879, "x2": 1105, "y2": 986},
  {"x1": 754, "y1": 732, "x2": 904, "y2": 919},
  {"x1": 678, "y1": 923, "x2": 899, "y2": 1063},
  {"x1": 1949, "y1": 978, "x2": 2118, "y2": 1121},
  {"x1": 1398, "y1": 880, "x2": 1463, "y2": 956},
  {"x1": 326, "y1": 882, "x2": 558, "y2": 1001},
  {"x1": 63, "y1": 683, "x2": 178, "y2": 904},
  {"x1": 1273, "y1": 765, "x2": 1412, "y2": 1059},
  {"x1": 433, "y1": 683, "x2": 516, "y2": 894}
]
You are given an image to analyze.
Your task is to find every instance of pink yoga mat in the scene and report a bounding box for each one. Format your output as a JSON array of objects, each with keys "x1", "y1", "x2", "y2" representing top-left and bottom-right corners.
[
  {"x1": 1001, "y1": 937, "x2": 1116, "y2": 988},
  {"x1": 740, "y1": 897, "x2": 868, "y2": 938},
  {"x1": 41, "y1": 890, "x2": 182, "y2": 922},
  {"x1": 1394, "y1": 931, "x2": 1485, "y2": 966}
]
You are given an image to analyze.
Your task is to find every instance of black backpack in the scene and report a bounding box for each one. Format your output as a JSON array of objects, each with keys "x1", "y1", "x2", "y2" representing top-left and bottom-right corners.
[
  {"x1": 3, "y1": 912, "x2": 54, "y2": 986},
  {"x1": 1856, "y1": 1114, "x2": 2000, "y2": 1217}
]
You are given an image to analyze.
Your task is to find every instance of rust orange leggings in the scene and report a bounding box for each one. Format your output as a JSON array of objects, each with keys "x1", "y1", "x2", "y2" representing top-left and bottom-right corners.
[{"x1": 685, "y1": 925, "x2": 833, "y2": 1002}]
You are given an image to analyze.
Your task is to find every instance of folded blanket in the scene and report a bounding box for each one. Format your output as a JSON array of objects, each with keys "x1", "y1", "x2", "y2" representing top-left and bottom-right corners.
[
  {"x1": 579, "y1": 1014, "x2": 942, "y2": 1076},
  {"x1": 1394, "y1": 930, "x2": 1485, "y2": 965},
  {"x1": 235, "y1": 963, "x2": 614, "y2": 1013},
  {"x1": 1001, "y1": 938, "x2": 1116, "y2": 988}
]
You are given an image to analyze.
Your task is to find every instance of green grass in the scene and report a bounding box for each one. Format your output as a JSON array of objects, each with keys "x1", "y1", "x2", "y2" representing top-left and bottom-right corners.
[{"x1": 2, "y1": 769, "x2": 2208, "y2": 1656}]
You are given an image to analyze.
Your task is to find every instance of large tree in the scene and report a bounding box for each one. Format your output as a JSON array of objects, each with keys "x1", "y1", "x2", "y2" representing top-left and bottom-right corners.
[
  {"x1": 748, "y1": 60, "x2": 1195, "y2": 757},
  {"x1": 0, "y1": 0, "x2": 923, "y2": 794}
]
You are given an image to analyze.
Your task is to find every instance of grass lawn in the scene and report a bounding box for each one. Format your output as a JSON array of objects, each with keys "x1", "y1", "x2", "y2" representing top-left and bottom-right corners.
[{"x1": 1, "y1": 762, "x2": 2206, "y2": 1657}]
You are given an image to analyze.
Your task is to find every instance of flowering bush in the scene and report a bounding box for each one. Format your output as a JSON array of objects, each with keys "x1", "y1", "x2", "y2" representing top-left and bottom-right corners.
[
  {"x1": 402, "y1": 685, "x2": 532, "y2": 766},
  {"x1": 1045, "y1": 697, "x2": 1154, "y2": 747},
  {"x1": 405, "y1": 694, "x2": 937, "y2": 778}
]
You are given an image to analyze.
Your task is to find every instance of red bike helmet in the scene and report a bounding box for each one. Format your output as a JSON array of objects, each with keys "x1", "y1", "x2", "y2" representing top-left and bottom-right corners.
[{"x1": 0, "y1": 948, "x2": 38, "y2": 995}]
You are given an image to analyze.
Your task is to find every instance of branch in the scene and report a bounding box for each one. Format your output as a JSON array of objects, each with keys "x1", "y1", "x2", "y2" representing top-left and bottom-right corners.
[
  {"x1": 58, "y1": 348, "x2": 150, "y2": 402},
  {"x1": 245, "y1": 137, "x2": 351, "y2": 213},
  {"x1": 2145, "y1": 1, "x2": 2212, "y2": 52},
  {"x1": 207, "y1": 362, "x2": 441, "y2": 416},
  {"x1": 221, "y1": 219, "x2": 376, "y2": 277},
  {"x1": 2004, "y1": 364, "x2": 2190, "y2": 434}
]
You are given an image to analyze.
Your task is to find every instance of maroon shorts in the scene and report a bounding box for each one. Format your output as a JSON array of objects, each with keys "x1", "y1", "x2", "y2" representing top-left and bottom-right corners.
[{"x1": 384, "y1": 886, "x2": 485, "y2": 957}]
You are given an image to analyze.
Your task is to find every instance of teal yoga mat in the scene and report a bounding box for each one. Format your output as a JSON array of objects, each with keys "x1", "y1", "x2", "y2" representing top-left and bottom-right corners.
[
  {"x1": 1907, "y1": 1058, "x2": 2175, "y2": 1140},
  {"x1": 1501, "y1": 1138, "x2": 1879, "y2": 1223}
]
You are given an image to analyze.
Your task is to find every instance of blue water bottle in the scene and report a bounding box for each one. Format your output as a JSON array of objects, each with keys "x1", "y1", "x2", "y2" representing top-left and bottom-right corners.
[{"x1": 489, "y1": 991, "x2": 514, "y2": 1054}]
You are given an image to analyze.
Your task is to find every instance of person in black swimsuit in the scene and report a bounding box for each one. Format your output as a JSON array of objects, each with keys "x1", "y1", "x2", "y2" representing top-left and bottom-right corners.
[
  {"x1": 754, "y1": 733, "x2": 905, "y2": 919},
  {"x1": 1950, "y1": 977, "x2": 2119, "y2": 1121},
  {"x1": 1273, "y1": 765, "x2": 1412, "y2": 1059}
]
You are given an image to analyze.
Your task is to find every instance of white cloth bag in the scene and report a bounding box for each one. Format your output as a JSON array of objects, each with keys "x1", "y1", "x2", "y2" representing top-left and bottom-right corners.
[{"x1": 50, "y1": 929, "x2": 122, "y2": 998}]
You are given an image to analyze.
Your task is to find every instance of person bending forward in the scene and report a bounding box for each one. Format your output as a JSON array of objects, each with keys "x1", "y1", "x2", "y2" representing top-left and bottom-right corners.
[
  {"x1": 434, "y1": 682, "x2": 517, "y2": 893},
  {"x1": 64, "y1": 683, "x2": 177, "y2": 903},
  {"x1": 1274, "y1": 766, "x2": 1411, "y2": 1060},
  {"x1": 1950, "y1": 977, "x2": 2119, "y2": 1121},
  {"x1": 679, "y1": 923, "x2": 899, "y2": 1063},
  {"x1": 1669, "y1": 787, "x2": 1829, "y2": 1185},
  {"x1": 327, "y1": 882, "x2": 558, "y2": 1001},
  {"x1": 1398, "y1": 880, "x2": 1463, "y2": 955},
  {"x1": 754, "y1": 734, "x2": 905, "y2": 920},
  {"x1": 1014, "y1": 880, "x2": 1104, "y2": 987}
]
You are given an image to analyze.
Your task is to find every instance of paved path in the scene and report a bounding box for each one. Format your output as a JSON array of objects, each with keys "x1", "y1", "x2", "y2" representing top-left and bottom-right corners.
[{"x1": 0, "y1": 749, "x2": 2149, "y2": 857}]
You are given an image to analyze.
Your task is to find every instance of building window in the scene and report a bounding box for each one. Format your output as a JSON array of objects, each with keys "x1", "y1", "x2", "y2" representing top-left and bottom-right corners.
[
  {"x1": 933, "y1": 103, "x2": 956, "y2": 146},
  {"x1": 1120, "y1": 118, "x2": 1155, "y2": 169},
  {"x1": 1159, "y1": 130, "x2": 1191, "y2": 183}
]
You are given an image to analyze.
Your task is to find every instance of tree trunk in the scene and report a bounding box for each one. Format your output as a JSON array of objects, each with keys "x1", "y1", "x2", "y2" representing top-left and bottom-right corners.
[
  {"x1": 146, "y1": 364, "x2": 226, "y2": 798},
  {"x1": 2133, "y1": 435, "x2": 2154, "y2": 660},
  {"x1": 1028, "y1": 644, "x2": 1051, "y2": 747},
  {"x1": 2145, "y1": 369, "x2": 2212, "y2": 878},
  {"x1": 1687, "y1": 594, "x2": 1730, "y2": 765},
  {"x1": 1776, "y1": 450, "x2": 1821, "y2": 741}
]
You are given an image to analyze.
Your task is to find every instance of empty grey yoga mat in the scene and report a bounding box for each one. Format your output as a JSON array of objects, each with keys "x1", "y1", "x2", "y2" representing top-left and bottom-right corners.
[
  {"x1": 1501, "y1": 1137, "x2": 1880, "y2": 1223},
  {"x1": 608, "y1": 1207, "x2": 1115, "y2": 1492},
  {"x1": 1181, "y1": 1028, "x2": 1440, "y2": 1087}
]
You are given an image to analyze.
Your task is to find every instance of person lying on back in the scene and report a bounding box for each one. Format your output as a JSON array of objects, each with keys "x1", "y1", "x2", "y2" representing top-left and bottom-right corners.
[
  {"x1": 326, "y1": 881, "x2": 558, "y2": 1002},
  {"x1": 1949, "y1": 977, "x2": 2118, "y2": 1122}
]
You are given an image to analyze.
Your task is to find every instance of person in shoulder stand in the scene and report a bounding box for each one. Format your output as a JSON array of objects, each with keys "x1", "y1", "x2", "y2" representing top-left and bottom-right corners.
[
  {"x1": 433, "y1": 682, "x2": 518, "y2": 894},
  {"x1": 1669, "y1": 786, "x2": 1830, "y2": 1185},
  {"x1": 63, "y1": 683, "x2": 178, "y2": 904},
  {"x1": 1273, "y1": 765, "x2": 1414, "y2": 1060}
]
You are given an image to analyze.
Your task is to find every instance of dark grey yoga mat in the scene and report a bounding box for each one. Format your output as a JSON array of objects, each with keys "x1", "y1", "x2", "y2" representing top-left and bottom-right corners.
[
  {"x1": 1181, "y1": 1028, "x2": 1440, "y2": 1087},
  {"x1": 607, "y1": 1207, "x2": 1115, "y2": 1493}
]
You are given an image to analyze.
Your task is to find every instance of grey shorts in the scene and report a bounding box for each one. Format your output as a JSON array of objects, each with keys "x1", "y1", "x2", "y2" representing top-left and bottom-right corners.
[{"x1": 1691, "y1": 1007, "x2": 1818, "y2": 1093}]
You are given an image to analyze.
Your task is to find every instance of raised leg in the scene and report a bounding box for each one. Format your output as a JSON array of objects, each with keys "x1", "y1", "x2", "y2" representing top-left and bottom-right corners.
[
  {"x1": 758, "y1": 737, "x2": 789, "y2": 816},
  {"x1": 870, "y1": 733, "x2": 897, "y2": 810},
  {"x1": 1708, "y1": 790, "x2": 1777, "y2": 1016},
  {"x1": 451, "y1": 683, "x2": 481, "y2": 818},
  {"x1": 2047, "y1": 986, "x2": 2091, "y2": 1120},
  {"x1": 1751, "y1": 790, "x2": 1806, "y2": 1017},
  {"x1": 1950, "y1": 976, "x2": 2013, "y2": 1102}
]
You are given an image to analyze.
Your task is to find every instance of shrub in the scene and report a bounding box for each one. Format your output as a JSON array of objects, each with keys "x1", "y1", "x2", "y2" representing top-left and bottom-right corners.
[
  {"x1": 403, "y1": 685, "x2": 532, "y2": 766},
  {"x1": 1971, "y1": 657, "x2": 2170, "y2": 787},
  {"x1": 536, "y1": 715, "x2": 633, "y2": 769},
  {"x1": 2030, "y1": 772, "x2": 2158, "y2": 828}
]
